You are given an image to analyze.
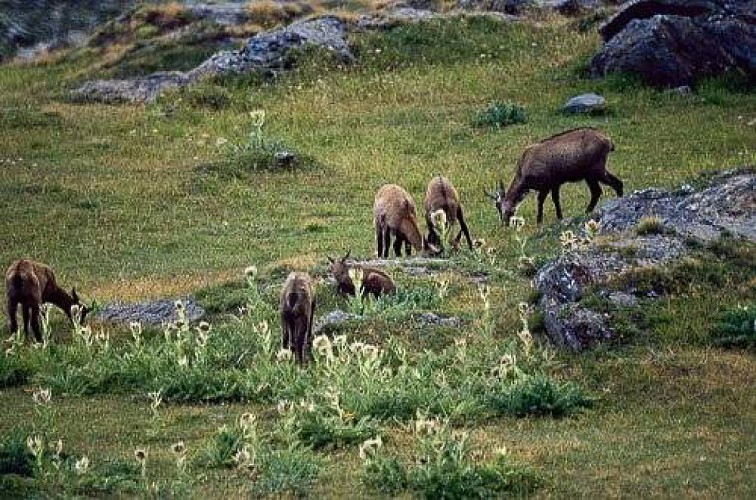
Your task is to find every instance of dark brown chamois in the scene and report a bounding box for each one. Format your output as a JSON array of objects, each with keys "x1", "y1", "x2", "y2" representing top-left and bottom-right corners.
[
  {"x1": 280, "y1": 272, "x2": 316, "y2": 365},
  {"x1": 424, "y1": 175, "x2": 473, "y2": 252},
  {"x1": 328, "y1": 251, "x2": 396, "y2": 299},
  {"x1": 486, "y1": 128, "x2": 623, "y2": 226},
  {"x1": 5, "y1": 259, "x2": 89, "y2": 342},
  {"x1": 374, "y1": 184, "x2": 439, "y2": 258}
]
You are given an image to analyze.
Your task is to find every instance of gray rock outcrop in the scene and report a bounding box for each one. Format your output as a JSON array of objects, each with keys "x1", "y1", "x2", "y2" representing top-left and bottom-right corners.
[
  {"x1": 534, "y1": 168, "x2": 755, "y2": 351},
  {"x1": 562, "y1": 93, "x2": 606, "y2": 113},
  {"x1": 71, "y1": 16, "x2": 353, "y2": 103},
  {"x1": 97, "y1": 297, "x2": 205, "y2": 326},
  {"x1": 590, "y1": 0, "x2": 756, "y2": 88}
]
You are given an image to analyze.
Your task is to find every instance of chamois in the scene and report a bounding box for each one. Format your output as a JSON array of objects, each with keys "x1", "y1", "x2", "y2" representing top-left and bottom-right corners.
[
  {"x1": 424, "y1": 175, "x2": 473, "y2": 252},
  {"x1": 280, "y1": 272, "x2": 316, "y2": 365},
  {"x1": 374, "y1": 184, "x2": 438, "y2": 258},
  {"x1": 328, "y1": 251, "x2": 396, "y2": 299},
  {"x1": 5, "y1": 259, "x2": 89, "y2": 343},
  {"x1": 486, "y1": 128, "x2": 623, "y2": 226}
]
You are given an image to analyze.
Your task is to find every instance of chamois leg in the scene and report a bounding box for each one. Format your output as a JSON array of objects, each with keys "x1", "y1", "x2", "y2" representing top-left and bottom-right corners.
[
  {"x1": 307, "y1": 300, "x2": 315, "y2": 364},
  {"x1": 586, "y1": 180, "x2": 603, "y2": 213},
  {"x1": 382, "y1": 228, "x2": 391, "y2": 258},
  {"x1": 21, "y1": 305, "x2": 31, "y2": 341},
  {"x1": 456, "y1": 207, "x2": 473, "y2": 250},
  {"x1": 294, "y1": 320, "x2": 308, "y2": 365},
  {"x1": 393, "y1": 232, "x2": 404, "y2": 257},
  {"x1": 551, "y1": 187, "x2": 563, "y2": 220},
  {"x1": 536, "y1": 190, "x2": 549, "y2": 225},
  {"x1": 376, "y1": 224, "x2": 383, "y2": 258},
  {"x1": 30, "y1": 304, "x2": 42, "y2": 343},
  {"x1": 6, "y1": 299, "x2": 18, "y2": 335},
  {"x1": 281, "y1": 316, "x2": 291, "y2": 350},
  {"x1": 602, "y1": 171, "x2": 624, "y2": 197},
  {"x1": 405, "y1": 239, "x2": 412, "y2": 257}
]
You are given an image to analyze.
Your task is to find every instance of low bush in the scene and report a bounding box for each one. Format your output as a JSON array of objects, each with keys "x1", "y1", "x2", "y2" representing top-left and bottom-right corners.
[{"x1": 472, "y1": 101, "x2": 527, "y2": 129}]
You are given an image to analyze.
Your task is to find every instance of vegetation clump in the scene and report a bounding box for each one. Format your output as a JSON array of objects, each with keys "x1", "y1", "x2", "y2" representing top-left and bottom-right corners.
[{"x1": 472, "y1": 101, "x2": 527, "y2": 129}]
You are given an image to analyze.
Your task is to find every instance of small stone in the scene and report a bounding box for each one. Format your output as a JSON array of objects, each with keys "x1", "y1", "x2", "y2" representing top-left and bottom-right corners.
[{"x1": 562, "y1": 93, "x2": 606, "y2": 114}]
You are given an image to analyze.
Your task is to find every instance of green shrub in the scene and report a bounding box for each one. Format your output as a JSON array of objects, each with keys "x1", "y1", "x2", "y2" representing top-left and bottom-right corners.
[
  {"x1": 472, "y1": 101, "x2": 527, "y2": 129},
  {"x1": 634, "y1": 215, "x2": 667, "y2": 236},
  {"x1": 489, "y1": 374, "x2": 593, "y2": 417},
  {"x1": 253, "y1": 443, "x2": 322, "y2": 496},
  {"x1": 361, "y1": 418, "x2": 540, "y2": 498},
  {"x1": 0, "y1": 429, "x2": 34, "y2": 476},
  {"x1": 711, "y1": 305, "x2": 755, "y2": 348},
  {"x1": 0, "y1": 352, "x2": 31, "y2": 388}
]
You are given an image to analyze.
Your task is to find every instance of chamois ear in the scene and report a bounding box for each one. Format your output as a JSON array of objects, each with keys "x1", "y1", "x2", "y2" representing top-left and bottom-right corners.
[
  {"x1": 498, "y1": 180, "x2": 505, "y2": 192},
  {"x1": 343, "y1": 250, "x2": 350, "y2": 261},
  {"x1": 71, "y1": 287, "x2": 79, "y2": 303}
]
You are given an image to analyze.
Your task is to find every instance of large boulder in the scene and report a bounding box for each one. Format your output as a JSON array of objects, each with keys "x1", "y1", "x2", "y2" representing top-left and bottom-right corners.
[
  {"x1": 534, "y1": 168, "x2": 755, "y2": 351},
  {"x1": 590, "y1": 0, "x2": 756, "y2": 88},
  {"x1": 71, "y1": 16, "x2": 353, "y2": 103}
]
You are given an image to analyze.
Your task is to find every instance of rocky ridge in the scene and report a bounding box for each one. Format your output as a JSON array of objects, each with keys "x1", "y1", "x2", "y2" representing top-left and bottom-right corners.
[{"x1": 534, "y1": 168, "x2": 755, "y2": 351}]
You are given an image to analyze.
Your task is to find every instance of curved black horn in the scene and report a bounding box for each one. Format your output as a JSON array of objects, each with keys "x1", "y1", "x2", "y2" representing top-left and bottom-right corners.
[
  {"x1": 343, "y1": 250, "x2": 351, "y2": 261},
  {"x1": 498, "y1": 179, "x2": 505, "y2": 191}
]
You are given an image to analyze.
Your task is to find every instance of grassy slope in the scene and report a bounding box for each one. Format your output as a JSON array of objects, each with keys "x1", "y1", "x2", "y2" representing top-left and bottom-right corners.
[{"x1": 0, "y1": 15, "x2": 754, "y2": 497}]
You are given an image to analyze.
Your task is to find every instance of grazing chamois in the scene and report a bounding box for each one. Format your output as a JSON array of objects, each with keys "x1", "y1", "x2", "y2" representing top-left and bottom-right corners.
[
  {"x1": 328, "y1": 251, "x2": 396, "y2": 299},
  {"x1": 424, "y1": 175, "x2": 473, "y2": 252},
  {"x1": 374, "y1": 184, "x2": 439, "y2": 258},
  {"x1": 486, "y1": 128, "x2": 623, "y2": 226},
  {"x1": 280, "y1": 272, "x2": 316, "y2": 365},
  {"x1": 5, "y1": 259, "x2": 89, "y2": 342}
]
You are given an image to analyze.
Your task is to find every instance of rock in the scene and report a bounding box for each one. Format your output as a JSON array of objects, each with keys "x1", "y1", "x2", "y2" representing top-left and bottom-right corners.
[
  {"x1": 598, "y1": 169, "x2": 756, "y2": 243},
  {"x1": 542, "y1": 302, "x2": 613, "y2": 351},
  {"x1": 666, "y1": 85, "x2": 692, "y2": 96},
  {"x1": 534, "y1": 169, "x2": 755, "y2": 351},
  {"x1": 274, "y1": 150, "x2": 298, "y2": 167},
  {"x1": 591, "y1": 0, "x2": 756, "y2": 88},
  {"x1": 562, "y1": 93, "x2": 606, "y2": 114},
  {"x1": 415, "y1": 312, "x2": 464, "y2": 328},
  {"x1": 454, "y1": 0, "x2": 600, "y2": 15},
  {"x1": 71, "y1": 16, "x2": 353, "y2": 103},
  {"x1": 97, "y1": 297, "x2": 205, "y2": 326},
  {"x1": 313, "y1": 309, "x2": 364, "y2": 335}
]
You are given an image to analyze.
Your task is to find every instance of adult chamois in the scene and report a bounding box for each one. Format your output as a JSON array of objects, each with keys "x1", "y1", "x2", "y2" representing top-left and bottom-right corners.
[
  {"x1": 424, "y1": 175, "x2": 473, "y2": 252},
  {"x1": 487, "y1": 128, "x2": 623, "y2": 226},
  {"x1": 280, "y1": 272, "x2": 316, "y2": 365},
  {"x1": 328, "y1": 251, "x2": 396, "y2": 299},
  {"x1": 5, "y1": 259, "x2": 89, "y2": 343},
  {"x1": 374, "y1": 184, "x2": 439, "y2": 258}
]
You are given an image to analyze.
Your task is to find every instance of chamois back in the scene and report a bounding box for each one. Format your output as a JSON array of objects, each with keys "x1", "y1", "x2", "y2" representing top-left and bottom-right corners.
[
  {"x1": 374, "y1": 184, "x2": 432, "y2": 258},
  {"x1": 280, "y1": 271, "x2": 316, "y2": 365},
  {"x1": 488, "y1": 127, "x2": 622, "y2": 225},
  {"x1": 423, "y1": 175, "x2": 473, "y2": 251},
  {"x1": 5, "y1": 259, "x2": 88, "y2": 343}
]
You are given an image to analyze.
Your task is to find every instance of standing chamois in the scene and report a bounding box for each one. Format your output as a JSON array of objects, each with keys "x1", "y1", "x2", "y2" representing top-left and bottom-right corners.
[
  {"x1": 374, "y1": 184, "x2": 439, "y2": 258},
  {"x1": 487, "y1": 128, "x2": 623, "y2": 226},
  {"x1": 424, "y1": 175, "x2": 473, "y2": 252},
  {"x1": 280, "y1": 272, "x2": 316, "y2": 365},
  {"x1": 5, "y1": 259, "x2": 89, "y2": 343},
  {"x1": 328, "y1": 251, "x2": 396, "y2": 299}
]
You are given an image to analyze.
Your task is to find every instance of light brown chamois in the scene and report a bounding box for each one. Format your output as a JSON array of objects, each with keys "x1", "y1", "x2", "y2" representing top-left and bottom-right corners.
[
  {"x1": 328, "y1": 251, "x2": 396, "y2": 299},
  {"x1": 280, "y1": 272, "x2": 316, "y2": 365},
  {"x1": 424, "y1": 175, "x2": 473, "y2": 252},
  {"x1": 486, "y1": 128, "x2": 623, "y2": 226},
  {"x1": 374, "y1": 184, "x2": 439, "y2": 258},
  {"x1": 5, "y1": 259, "x2": 89, "y2": 343}
]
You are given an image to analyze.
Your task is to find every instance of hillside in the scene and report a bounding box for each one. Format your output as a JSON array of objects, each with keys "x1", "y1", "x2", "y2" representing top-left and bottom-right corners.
[{"x1": 0, "y1": 1, "x2": 754, "y2": 497}]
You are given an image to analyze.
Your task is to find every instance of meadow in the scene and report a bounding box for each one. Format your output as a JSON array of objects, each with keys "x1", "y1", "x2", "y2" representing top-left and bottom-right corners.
[{"x1": 1, "y1": 11, "x2": 754, "y2": 497}]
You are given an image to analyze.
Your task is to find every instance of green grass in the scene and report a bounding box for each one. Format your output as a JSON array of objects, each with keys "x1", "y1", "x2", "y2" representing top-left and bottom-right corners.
[{"x1": 1, "y1": 13, "x2": 755, "y2": 498}]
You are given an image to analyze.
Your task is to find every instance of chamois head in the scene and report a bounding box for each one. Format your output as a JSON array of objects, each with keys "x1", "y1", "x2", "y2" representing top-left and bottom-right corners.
[
  {"x1": 485, "y1": 180, "x2": 514, "y2": 225},
  {"x1": 70, "y1": 288, "x2": 91, "y2": 325},
  {"x1": 327, "y1": 251, "x2": 350, "y2": 279}
]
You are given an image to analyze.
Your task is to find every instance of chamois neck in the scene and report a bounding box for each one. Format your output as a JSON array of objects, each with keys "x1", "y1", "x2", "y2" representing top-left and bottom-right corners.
[
  {"x1": 46, "y1": 286, "x2": 75, "y2": 320},
  {"x1": 399, "y1": 217, "x2": 424, "y2": 251},
  {"x1": 505, "y1": 177, "x2": 528, "y2": 206}
]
